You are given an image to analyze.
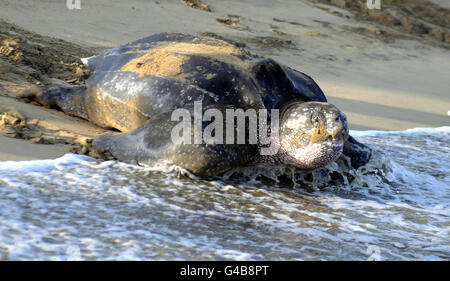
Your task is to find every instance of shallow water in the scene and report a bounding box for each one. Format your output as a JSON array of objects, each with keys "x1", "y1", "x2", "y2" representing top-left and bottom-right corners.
[{"x1": 0, "y1": 127, "x2": 448, "y2": 260}]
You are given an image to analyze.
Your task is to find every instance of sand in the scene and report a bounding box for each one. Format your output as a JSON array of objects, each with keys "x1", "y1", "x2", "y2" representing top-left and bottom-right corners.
[
  {"x1": 121, "y1": 41, "x2": 247, "y2": 79},
  {"x1": 0, "y1": 0, "x2": 449, "y2": 161}
]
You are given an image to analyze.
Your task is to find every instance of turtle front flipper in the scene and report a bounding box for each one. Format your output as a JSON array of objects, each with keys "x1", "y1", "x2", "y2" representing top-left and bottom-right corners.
[
  {"x1": 91, "y1": 111, "x2": 255, "y2": 177},
  {"x1": 343, "y1": 135, "x2": 372, "y2": 169}
]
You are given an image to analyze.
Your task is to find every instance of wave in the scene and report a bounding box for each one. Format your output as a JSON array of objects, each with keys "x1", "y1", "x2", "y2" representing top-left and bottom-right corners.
[
  {"x1": 0, "y1": 127, "x2": 448, "y2": 260},
  {"x1": 350, "y1": 126, "x2": 450, "y2": 137}
]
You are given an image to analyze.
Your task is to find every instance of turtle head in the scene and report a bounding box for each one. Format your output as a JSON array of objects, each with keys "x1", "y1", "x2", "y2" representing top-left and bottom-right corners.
[{"x1": 277, "y1": 101, "x2": 349, "y2": 169}]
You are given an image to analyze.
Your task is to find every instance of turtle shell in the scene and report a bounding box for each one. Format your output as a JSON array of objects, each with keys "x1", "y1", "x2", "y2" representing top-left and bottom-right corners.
[{"x1": 83, "y1": 33, "x2": 327, "y2": 125}]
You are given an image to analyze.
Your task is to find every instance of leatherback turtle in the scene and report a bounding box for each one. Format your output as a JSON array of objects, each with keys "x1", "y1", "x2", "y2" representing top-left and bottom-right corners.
[{"x1": 21, "y1": 33, "x2": 371, "y2": 177}]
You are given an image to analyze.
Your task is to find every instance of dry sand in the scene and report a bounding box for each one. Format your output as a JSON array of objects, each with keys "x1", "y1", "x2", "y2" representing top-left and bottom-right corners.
[{"x1": 0, "y1": 0, "x2": 449, "y2": 161}]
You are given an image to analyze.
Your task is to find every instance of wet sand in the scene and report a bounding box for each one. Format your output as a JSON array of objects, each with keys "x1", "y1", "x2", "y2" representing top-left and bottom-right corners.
[{"x1": 0, "y1": 0, "x2": 449, "y2": 160}]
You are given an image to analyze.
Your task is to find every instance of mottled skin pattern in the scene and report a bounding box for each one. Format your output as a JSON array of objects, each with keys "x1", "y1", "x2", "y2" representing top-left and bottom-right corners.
[
  {"x1": 20, "y1": 33, "x2": 371, "y2": 177},
  {"x1": 264, "y1": 101, "x2": 349, "y2": 170}
]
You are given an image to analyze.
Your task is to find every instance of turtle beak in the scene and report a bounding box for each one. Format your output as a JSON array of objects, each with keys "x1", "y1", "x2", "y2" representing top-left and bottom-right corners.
[
  {"x1": 310, "y1": 120, "x2": 347, "y2": 143},
  {"x1": 311, "y1": 121, "x2": 328, "y2": 143}
]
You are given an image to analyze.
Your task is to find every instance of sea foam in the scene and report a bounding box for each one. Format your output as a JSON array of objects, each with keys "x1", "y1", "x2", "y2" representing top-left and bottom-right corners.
[{"x1": 0, "y1": 127, "x2": 448, "y2": 260}]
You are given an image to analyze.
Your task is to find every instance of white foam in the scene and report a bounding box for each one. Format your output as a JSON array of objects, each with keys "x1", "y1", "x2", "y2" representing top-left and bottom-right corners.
[
  {"x1": 350, "y1": 126, "x2": 450, "y2": 137},
  {"x1": 0, "y1": 153, "x2": 91, "y2": 172},
  {"x1": 0, "y1": 127, "x2": 448, "y2": 260}
]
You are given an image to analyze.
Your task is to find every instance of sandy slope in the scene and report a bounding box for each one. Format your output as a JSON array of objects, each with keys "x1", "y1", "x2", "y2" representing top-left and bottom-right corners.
[{"x1": 0, "y1": 0, "x2": 449, "y2": 160}]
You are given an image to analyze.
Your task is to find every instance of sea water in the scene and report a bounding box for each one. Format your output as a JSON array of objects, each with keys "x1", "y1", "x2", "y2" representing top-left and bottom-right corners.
[{"x1": 0, "y1": 127, "x2": 448, "y2": 260}]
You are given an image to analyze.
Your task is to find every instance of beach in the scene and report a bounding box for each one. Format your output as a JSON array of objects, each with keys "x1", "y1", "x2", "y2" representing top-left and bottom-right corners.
[
  {"x1": 0, "y1": 0, "x2": 449, "y2": 160},
  {"x1": 0, "y1": 1, "x2": 449, "y2": 261}
]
